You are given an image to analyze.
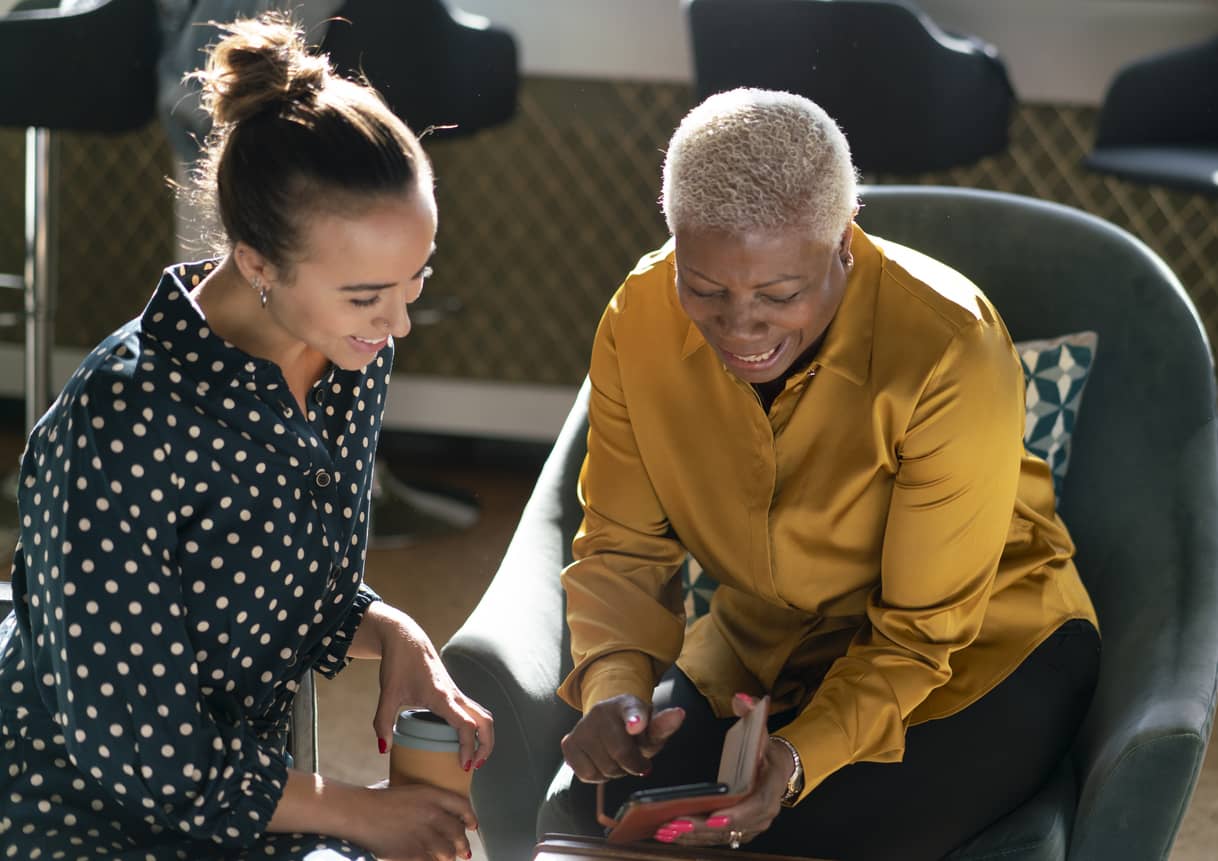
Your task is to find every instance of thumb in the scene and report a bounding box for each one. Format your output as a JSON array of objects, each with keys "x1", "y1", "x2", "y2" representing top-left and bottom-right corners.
[
  {"x1": 648, "y1": 707, "x2": 686, "y2": 743},
  {"x1": 372, "y1": 695, "x2": 400, "y2": 756},
  {"x1": 639, "y1": 707, "x2": 685, "y2": 757}
]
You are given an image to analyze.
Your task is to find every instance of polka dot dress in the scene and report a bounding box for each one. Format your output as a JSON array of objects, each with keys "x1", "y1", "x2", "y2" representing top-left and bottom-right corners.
[{"x1": 0, "y1": 262, "x2": 389, "y2": 859}]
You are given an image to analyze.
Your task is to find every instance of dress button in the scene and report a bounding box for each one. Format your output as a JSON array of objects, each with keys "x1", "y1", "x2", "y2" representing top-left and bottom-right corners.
[
  {"x1": 313, "y1": 389, "x2": 324, "y2": 405},
  {"x1": 314, "y1": 471, "x2": 332, "y2": 488}
]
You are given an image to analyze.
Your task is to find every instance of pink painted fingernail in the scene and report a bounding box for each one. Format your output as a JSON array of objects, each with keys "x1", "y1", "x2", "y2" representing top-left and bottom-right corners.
[
  {"x1": 734, "y1": 692, "x2": 755, "y2": 705},
  {"x1": 707, "y1": 815, "x2": 732, "y2": 828},
  {"x1": 626, "y1": 714, "x2": 643, "y2": 728},
  {"x1": 668, "y1": 820, "x2": 695, "y2": 833},
  {"x1": 377, "y1": 737, "x2": 387, "y2": 755},
  {"x1": 654, "y1": 831, "x2": 677, "y2": 843}
]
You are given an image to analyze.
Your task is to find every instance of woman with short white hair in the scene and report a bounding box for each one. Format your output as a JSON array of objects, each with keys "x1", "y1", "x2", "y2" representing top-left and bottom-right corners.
[{"x1": 548, "y1": 88, "x2": 1099, "y2": 859}]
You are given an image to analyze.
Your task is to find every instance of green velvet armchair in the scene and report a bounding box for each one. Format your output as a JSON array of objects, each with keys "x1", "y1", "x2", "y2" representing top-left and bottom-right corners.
[{"x1": 442, "y1": 187, "x2": 1218, "y2": 860}]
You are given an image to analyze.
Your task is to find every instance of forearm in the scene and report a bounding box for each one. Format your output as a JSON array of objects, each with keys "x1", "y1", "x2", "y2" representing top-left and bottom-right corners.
[
  {"x1": 348, "y1": 598, "x2": 390, "y2": 659},
  {"x1": 268, "y1": 769, "x2": 369, "y2": 843}
]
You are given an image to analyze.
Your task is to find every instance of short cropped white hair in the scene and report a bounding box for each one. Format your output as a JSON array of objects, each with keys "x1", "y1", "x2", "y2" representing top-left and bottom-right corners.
[{"x1": 661, "y1": 88, "x2": 858, "y2": 245}]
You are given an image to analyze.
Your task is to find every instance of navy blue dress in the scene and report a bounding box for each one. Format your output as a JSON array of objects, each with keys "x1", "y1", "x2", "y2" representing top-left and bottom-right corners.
[{"x1": 0, "y1": 261, "x2": 386, "y2": 859}]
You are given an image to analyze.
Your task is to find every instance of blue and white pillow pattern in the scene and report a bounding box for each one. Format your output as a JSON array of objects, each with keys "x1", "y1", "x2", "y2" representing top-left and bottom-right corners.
[
  {"x1": 1016, "y1": 330, "x2": 1098, "y2": 506},
  {"x1": 679, "y1": 330, "x2": 1099, "y2": 626}
]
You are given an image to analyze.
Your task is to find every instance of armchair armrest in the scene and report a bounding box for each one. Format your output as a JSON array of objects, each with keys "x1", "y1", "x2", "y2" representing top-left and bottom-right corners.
[
  {"x1": 1069, "y1": 421, "x2": 1218, "y2": 859},
  {"x1": 442, "y1": 381, "x2": 590, "y2": 860}
]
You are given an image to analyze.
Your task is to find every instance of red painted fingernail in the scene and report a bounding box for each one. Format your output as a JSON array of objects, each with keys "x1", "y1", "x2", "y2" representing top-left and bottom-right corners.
[
  {"x1": 463, "y1": 853, "x2": 472, "y2": 860},
  {"x1": 655, "y1": 831, "x2": 676, "y2": 843},
  {"x1": 707, "y1": 815, "x2": 732, "y2": 828},
  {"x1": 474, "y1": 758, "x2": 486, "y2": 770},
  {"x1": 463, "y1": 760, "x2": 472, "y2": 772},
  {"x1": 734, "y1": 692, "x2": 755, "y2": 705},
  {"x1": 626, "y1": 714, "x2": 642, "y2": 727},
  {"x1": 377, "y1": 737, "x2": 387, "y2": 755}
]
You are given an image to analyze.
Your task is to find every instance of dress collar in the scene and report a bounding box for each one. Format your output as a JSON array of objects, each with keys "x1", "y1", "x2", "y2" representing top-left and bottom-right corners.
[{"x1": 141, "y1": 260, "x2": 285, "y2": 390}]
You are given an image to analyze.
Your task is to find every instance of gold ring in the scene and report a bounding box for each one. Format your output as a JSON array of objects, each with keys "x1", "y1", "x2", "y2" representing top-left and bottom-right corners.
[{"x1": 729, "y1": 830, "x2": 743, "y2": 850}]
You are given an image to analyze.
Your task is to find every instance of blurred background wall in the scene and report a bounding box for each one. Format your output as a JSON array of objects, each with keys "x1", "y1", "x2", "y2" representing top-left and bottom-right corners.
[{"x1": 0, "y1": 0, "x2": 1214, "y2": 440}]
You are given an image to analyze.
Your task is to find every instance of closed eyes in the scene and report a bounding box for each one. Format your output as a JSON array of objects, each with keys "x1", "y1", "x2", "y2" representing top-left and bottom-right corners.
[{"x1": 348, "y1": 266, "x2": 433, "y2": 308}]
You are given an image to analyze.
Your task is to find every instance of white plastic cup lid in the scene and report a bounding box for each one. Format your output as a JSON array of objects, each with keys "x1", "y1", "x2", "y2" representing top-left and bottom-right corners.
[{"x1": 393, "y1": 709, "x2": 460, "y2": 752}]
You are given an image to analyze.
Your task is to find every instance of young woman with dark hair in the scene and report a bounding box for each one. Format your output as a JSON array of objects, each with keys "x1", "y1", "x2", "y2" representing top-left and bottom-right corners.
[{"x1": 0, "y1": 14, "x2": 492, "y2": 861}]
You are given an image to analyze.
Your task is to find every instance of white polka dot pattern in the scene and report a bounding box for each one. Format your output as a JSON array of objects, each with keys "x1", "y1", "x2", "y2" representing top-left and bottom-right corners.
[{"x1": 0, "y1": 262, "x2": 388, "y2": 858}]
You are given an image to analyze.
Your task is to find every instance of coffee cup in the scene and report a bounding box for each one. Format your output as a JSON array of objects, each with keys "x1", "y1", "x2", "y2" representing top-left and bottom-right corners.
[{"x1": 389, "y1": 708, "x2": 472, "y2": 796}]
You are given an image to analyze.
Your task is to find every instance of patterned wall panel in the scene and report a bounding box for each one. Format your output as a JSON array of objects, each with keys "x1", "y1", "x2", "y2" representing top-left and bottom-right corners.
[
  {"x1": 0, "y1": 123, "x2": 176, "y2": 346},
  {"x1": 0, "y1": 81, "x2": 1214, "y2": 387}
]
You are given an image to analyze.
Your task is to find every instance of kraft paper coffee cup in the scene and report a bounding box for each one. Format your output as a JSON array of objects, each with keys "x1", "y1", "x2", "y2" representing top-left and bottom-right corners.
[{"x1": 389, "y1": 709, "x2": 472, "y2": 796}]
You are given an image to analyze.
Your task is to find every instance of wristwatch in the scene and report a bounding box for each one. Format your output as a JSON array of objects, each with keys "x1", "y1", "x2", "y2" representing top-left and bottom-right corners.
[{"x1": 768, "y1": 735, "x2": 804, "y2": 807}]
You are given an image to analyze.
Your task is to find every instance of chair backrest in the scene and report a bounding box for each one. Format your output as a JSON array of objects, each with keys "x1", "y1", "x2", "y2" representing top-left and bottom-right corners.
[
  {"x1": 857, "y1": 186, "x2": 1218, "y2": 858},
  {"x1": 321, "y1": 0, "x2": 518, "y2": 138},
  {"x1": 1095, "y1": 35, "x2": 1218, "y2": 149},
  {"x1": 685, "y1": 0, "x2": 1013, "y2": 173},
  {"x1": 0, "y1": 0, "x2": 160, "y2": 132}
]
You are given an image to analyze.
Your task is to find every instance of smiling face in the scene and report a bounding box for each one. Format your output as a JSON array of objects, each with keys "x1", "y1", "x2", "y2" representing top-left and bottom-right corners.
[
  {"x1": 674, "y1": 222, "x2": 853, "y2": 384},
  {"x1": 261, "y1": 186, "x2": 438, "y2": 371}
]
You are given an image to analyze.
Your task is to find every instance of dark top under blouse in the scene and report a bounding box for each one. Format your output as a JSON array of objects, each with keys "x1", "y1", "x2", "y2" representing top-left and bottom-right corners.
[{"x1": 0, "y1": 260, "x2": 387, "y2": 855}]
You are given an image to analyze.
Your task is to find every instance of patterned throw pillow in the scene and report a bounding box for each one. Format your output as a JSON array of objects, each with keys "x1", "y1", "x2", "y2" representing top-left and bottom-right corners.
[
  {"x1": 679, "y1": 330, "x2": 1099, "y2": 626},
  {"x1": 1016, "y1": 330, "x2": 1098, "y2": 506}
]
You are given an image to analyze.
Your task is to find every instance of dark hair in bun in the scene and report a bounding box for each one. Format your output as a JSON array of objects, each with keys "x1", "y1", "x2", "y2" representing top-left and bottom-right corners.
[{"x1": 188, "y1": 12, "x2": 430, "y2": 275}]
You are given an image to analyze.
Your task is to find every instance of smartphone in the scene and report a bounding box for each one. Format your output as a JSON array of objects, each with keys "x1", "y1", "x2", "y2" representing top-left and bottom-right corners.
[{"x1": 614, "y1": 781, "x2": 729, "y2": 820}]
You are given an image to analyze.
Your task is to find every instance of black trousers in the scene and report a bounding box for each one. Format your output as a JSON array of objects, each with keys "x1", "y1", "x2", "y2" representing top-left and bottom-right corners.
[{"x1": 560, "y1": 620, "x2": 1100, "y2": 860}]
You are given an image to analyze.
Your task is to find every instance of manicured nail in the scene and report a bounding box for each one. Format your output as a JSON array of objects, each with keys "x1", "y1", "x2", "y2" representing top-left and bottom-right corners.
[
  {"x1": 463, "y1": 853, "x2": 472, "y2": 860},
  {"x1": 641, "y1": 766, "x2": 652, "y2": 776},
  {"x1": 734, "y1": 692, "x2": 755, "y2": 705},
  {"x1": 377, "y1": 737, "x2": 387, "y2": 755},
  {"x1": 474, "y1": 758, "x2": 486, "y2": 770},
  {"x1": 668, "y1": 820, "x2": 695, "y2": 833},
  {"x1": 654, "y1": 831, "x2": 676, "y2": 843},
  {"x1": 707, "y1": 815, "x2": 732, "y2": 828},
  {"x1": 626, "y1": 714, "x2": 643, "y2": 728},
  {"x1": 463, "y1": 760, "x2": 472, "y2": 772}
]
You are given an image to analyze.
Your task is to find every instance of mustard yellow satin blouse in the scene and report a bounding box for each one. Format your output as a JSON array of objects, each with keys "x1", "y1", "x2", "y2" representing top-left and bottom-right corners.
[{"x1": 557, "y1": 228, "x2": 1097, "y2": 801}]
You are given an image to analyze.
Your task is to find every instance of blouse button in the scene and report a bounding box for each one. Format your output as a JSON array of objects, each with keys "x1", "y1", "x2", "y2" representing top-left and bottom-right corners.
[
  {"x1": 313, "y1": 389, "x2": 325, "y2": 405},
  {"x1": 314, "y1": 471, "x2": 332, "y2": 488}
]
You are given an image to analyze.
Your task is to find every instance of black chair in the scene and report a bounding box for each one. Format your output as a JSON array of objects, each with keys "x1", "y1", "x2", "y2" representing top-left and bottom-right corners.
[
  {"x1": 443, "y1": 187, "x2": 1218, "y2": 861},
  {"x1": 321, "y1": 0, "x2": 518, "y2": 139},
  {"x1": 1084, "y1": 35, "x2": 1218, "y2": 196},
  {"x1": 685, "y1": 0, "x2": 1014, "y2": 174},
  {"x1": 0, "y1": 0, "x2": 160, "y2": 429}
]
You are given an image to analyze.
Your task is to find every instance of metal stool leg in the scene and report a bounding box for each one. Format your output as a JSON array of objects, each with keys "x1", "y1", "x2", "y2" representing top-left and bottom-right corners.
[
  {"x1": 24, "y1": 126, "x2": 57, "y2": 429},
  {"x1": 288, "y1": 670, "x2": 319, "y2": 773}
]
